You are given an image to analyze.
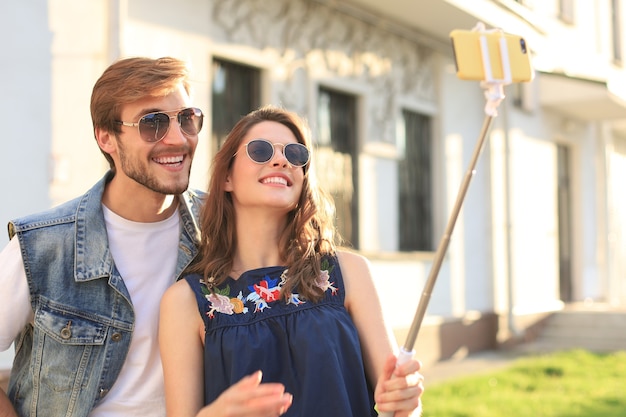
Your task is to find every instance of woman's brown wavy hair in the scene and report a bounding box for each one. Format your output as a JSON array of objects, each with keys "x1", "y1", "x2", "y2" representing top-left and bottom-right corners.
[{"x1": 188, "y1": 105, "x2": 337, "y2": 302}]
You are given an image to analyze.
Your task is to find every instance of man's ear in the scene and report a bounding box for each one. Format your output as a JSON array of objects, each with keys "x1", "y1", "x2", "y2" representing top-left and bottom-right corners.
[{"x1": 95, "y1": 127, "x2": 117, "y2": 154}]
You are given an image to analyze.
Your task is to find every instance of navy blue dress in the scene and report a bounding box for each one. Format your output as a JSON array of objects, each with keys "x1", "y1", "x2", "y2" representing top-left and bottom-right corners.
[{"x1": 184, "y1": 256, "x2": 377, "y2": 416}]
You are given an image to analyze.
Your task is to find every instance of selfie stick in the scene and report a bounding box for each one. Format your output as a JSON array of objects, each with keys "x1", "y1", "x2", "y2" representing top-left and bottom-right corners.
[{"x1": 378, "y1": 23, "x2": 510, "y2": 417}]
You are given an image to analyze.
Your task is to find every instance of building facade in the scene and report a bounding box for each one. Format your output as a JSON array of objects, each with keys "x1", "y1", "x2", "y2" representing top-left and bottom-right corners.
[{"x1": 2, "y1": 0, "x2": 625, "y2": 365}]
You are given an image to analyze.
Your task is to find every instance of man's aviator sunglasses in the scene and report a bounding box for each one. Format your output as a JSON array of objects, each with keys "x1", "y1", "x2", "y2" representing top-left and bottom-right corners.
[
  {"x1": 238, "y1": 139, "x2": 310, "y2": 167},
  {"x1": 116, "y1": 107, "x2": 204, "y2": 143}
]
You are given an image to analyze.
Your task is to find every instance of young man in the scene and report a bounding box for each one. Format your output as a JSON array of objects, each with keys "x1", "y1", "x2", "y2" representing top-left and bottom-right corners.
[{"x1": 0, "y1": 57, "x2": 205, "y2": 417}]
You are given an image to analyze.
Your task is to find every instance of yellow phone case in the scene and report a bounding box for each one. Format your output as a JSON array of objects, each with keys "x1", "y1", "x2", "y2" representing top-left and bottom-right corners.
[{"x1": 450, "y1": 29, "x2": 534, "y2": 83}]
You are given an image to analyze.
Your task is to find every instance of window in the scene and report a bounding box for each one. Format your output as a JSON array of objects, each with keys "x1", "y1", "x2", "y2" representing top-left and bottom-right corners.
[
  {"x1": 316, "y1": 88, "x2": 359, "y2": 248},
  {"x1": 557, "y1": 145, "x2": 572, "y2": 301},
  {"x1": 211, "y1": 59, "x2": 261, "y2": 153},
  {"x1": 612, "y1": 0, "x2": 623, "y2": 65},
  {"x1": 398, "y1": 110, "x2": 433, "y2": 252},
  {"x1": 559, "y1": 0, "x2": 575, "y2": 24}
]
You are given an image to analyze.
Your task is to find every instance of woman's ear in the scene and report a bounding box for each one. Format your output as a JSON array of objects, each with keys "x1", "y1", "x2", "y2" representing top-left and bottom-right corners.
[{"x1": 224, "y1": 175, "x2": 233, "y2": 192}]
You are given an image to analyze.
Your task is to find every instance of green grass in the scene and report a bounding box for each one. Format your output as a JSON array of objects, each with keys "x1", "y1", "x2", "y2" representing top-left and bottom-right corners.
[{"x1": 422, "y1": 349, "x2": 626, "y2": 417}]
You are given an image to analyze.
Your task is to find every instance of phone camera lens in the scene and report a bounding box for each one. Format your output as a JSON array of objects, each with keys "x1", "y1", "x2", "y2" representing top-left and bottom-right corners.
[{"x1": 520, "y1": 38, "x2": 528, "y2": 54}]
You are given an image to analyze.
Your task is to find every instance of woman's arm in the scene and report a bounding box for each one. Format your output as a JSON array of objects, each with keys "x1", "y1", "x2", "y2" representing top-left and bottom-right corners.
[
  {"x1": 159, "y1": 280, "x2": 293, "y2": 417},
  {"x1": 0, "y1": 389, "x2": 18, "y2": 417},
  {"x1": 159, "y1": 280, "x2": 207, "y2": 417},
  {"x1": 338, "y1": 250, "x2": 424, "y2": 417}
]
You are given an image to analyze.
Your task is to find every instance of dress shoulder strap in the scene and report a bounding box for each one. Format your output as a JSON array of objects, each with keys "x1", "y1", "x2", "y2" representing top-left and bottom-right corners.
[{"x1": 183, "y1": 274, "x2": 212, "y2": 322}]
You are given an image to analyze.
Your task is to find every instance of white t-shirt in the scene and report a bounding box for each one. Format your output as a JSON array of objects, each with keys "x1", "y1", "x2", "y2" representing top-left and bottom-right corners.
[
  {"x1": 0, "y1": 205, "x2": 181, "y2": 417},
  {"x1": 0, "y1": 237, "x2": 33, "y2": 351}
]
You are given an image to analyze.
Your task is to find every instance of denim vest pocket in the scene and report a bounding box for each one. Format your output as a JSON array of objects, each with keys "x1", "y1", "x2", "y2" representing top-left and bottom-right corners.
[{"x1": 33, "y1": 304, "x2": 108, "y2": 394}]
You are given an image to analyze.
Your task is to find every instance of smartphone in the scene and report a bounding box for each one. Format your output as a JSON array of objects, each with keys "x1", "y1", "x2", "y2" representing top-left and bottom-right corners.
[{"x1": 450, "y1": 29, "x2": 534, "y2": 83}]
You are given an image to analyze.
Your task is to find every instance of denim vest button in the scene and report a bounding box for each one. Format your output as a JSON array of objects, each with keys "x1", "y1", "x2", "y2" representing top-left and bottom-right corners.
[
  {"x1": 60, "y1": 322, "x2": 72, "y2": 339},
  {"x1": 99, "y1": 388, "x2": 109, "y2": 398},
  {"x1": 111, "y1": 332, "x2": 122, "y2": 342}
]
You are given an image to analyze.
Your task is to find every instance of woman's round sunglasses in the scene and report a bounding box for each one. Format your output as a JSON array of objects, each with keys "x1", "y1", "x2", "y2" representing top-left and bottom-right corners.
[
  {"x1": 116, "y1": 107, "x2": 204, "y2": 143},
  {"x1": 238, "y1": 139, "x2": 310, "y2": 167}
]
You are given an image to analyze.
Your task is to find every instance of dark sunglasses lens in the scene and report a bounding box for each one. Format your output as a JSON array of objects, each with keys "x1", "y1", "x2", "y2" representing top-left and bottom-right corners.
[
  {"x1": 139, "y1": 113, "x2": 170, "y2": 142},
  {"x1": 246, "y1": 140, "x2": 274, "y2": 163},
  {"x1": 179, "y1": 108, "x2": 203, "y2": 136},
  {"x1": 284, "y1": 143, "x2": 310, "y2": 167}
]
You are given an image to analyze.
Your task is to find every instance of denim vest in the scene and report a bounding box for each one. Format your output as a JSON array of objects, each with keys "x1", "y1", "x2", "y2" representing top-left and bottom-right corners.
[{"x1": 6, "y1": 172, "x2": 203, "y2": 417}]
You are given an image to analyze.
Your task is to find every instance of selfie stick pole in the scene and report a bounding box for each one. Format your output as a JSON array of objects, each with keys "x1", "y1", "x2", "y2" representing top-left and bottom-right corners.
[{"x1": 378, "y1": 24, "x2": 510, "y2": 416}]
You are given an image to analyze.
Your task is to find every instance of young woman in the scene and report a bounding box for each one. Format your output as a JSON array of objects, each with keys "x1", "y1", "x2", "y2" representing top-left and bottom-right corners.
[{"x1": 159, "y1": 106, "x2": 424, "y2": 417}]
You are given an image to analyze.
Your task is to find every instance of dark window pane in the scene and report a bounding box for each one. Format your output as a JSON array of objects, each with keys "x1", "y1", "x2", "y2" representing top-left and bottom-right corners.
[
  {"x1": 557, "y1": 145, "x2": 573, "y2": 301},
  {"x1": 212, "y1": 59, "x2": 261, "y2": 153},
  {"x1": 398, "y1": 110, "x2": 433, "y2": 251},
  {"x1": 316, "y1": 88, "x2": 358, "y2": 248}
]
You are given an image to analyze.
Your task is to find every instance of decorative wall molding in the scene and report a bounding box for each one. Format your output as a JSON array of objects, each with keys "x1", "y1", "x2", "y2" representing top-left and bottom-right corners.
[{"x1": 211, "y1": 0, "x2": 436, "y2": 144}]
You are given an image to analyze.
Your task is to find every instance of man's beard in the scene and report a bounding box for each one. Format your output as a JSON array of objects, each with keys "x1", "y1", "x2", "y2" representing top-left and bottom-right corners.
[{"x1": 117, "y1": 140, "x2": 192, "y2": 195}]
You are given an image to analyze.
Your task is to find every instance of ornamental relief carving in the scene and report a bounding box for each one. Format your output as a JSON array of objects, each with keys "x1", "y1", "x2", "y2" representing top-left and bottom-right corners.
[{"x1": 212, "y1": 0, "x2": 435, "y2": 142}]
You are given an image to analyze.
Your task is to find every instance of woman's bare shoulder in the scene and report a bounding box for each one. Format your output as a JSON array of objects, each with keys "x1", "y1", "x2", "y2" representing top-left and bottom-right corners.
[
  {"x1": 161, "y1": 277, "x2": 197, "y2": 309},
  {"x1": 335, "y1": 248, "x2": 371, "y2": 271}
]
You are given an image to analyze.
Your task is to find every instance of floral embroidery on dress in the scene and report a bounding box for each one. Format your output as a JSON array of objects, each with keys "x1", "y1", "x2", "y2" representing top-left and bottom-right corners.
[
  {"x1": 315, "y1": 258, "x2": 338, "y2": 295},
  {"x1": 200, "y1": 260, "x2": 337, "y2": 318},
  {"x1": 200, "y1": 284, "x2": 249, "y2": 318}
]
